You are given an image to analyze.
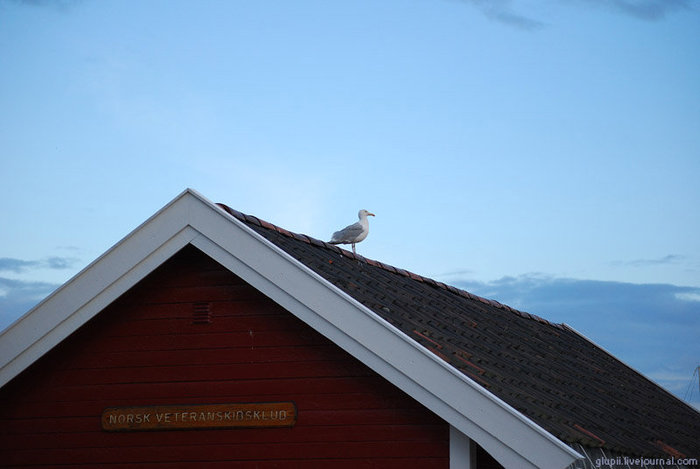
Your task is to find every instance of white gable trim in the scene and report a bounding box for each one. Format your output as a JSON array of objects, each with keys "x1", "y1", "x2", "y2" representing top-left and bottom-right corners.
[{"x1": 0, "y1": 189, "x2": 581, "y2": 469}]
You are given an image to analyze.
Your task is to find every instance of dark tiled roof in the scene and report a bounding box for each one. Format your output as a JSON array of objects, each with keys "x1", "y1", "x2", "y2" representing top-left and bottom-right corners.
[{"x1": 217, "y1": 204, "x2": 700, "y2": 460}]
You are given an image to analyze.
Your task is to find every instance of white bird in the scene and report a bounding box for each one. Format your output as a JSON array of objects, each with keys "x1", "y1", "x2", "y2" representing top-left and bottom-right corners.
[{"x1": 329, "y1": 209, "x2": 375, "y2": 254}]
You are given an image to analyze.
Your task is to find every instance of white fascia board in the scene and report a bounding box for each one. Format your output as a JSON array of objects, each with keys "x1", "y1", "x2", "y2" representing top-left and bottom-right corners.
[{"x1": 0, "y1": 189, "x2": 581, "y2": 469}]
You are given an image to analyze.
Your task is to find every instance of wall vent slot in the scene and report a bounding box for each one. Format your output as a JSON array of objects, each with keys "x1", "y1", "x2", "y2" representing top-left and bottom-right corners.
[{"x1": 192, "y1": 302, "x2": 212, "y2": 324}]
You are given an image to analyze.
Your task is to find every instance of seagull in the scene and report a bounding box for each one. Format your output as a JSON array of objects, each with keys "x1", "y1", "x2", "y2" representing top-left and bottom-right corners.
[{"x1": 329, "y1": 209, "x2": 375, "y2": 254}]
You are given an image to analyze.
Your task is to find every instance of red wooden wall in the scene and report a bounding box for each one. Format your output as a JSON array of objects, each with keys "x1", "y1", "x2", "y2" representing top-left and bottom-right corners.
[{"x1": 0, "y1": 245, "x2": 448, "y2": 468}]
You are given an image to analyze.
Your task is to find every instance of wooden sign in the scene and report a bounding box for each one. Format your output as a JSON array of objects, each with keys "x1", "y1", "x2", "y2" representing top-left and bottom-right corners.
[{"x1": 102, "y1": 402, "x2": 296, "y2": 432}]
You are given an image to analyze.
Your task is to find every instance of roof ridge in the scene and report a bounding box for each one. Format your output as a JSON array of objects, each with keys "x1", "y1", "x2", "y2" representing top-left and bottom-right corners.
[{"x1": 216, "y1": 203, "x2": 565, "y2": 330}]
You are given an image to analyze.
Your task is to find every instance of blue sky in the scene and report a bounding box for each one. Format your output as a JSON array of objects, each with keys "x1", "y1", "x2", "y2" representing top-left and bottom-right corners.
[{"x1": 1, "y1": 0, "x2": 699, "y2": 407}]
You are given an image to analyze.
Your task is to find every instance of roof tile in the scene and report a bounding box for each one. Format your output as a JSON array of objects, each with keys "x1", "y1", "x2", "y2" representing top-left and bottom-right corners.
[
  {"x1": 243, "y1": 214, "x2": 262, "y2": 226},
  {"x1": 306, "y1": 236, "x2": 325, "y2": 247},
  {"x1": 259, "y1": 219, "x2": 276, "y2": 231}
]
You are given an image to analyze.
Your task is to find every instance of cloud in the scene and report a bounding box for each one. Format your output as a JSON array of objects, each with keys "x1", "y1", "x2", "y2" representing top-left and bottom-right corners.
[
  {"x1": 452, "y1": 0, "x2": 545, "y2": 30},
  {"x1": 455, "y1": 273, "x2": 700, "y2": 325},
  {"x1": 449, "y1": 0, "x2": 690, "y2": 29},
  {"x1": 436, "y1": 268, "x2": 475, "y2": 277},
  {"x1": 574, "y1": 0, "x2": 691, "y2": 21},
  {"x1": 0, "y1": 258, "x2": 39, "y2": 273},
  {"x1": 0, "y1": 277, "x2": 58, "y2": 331},
  {"x1": 0, "y1": 256, "x2": 78, "y2": 273},
  {"x1": 1, "y1": 0, "x2": 81, "y2": 8},
  {"x1": 450, "y1": 273, "x2": 700, "y2": 406},
  {"x1": 471, "y1": 0, "x2": 545, "y2": 30},
  {"x1": 676, "y1": 292, "x2": 700, "y2": 302},
  {"x1": 610, "y1": 254, "x2": 686, "y2": 268},
  {"x1": 45, "y1": 256, "x2": 76, "y2": 269}
]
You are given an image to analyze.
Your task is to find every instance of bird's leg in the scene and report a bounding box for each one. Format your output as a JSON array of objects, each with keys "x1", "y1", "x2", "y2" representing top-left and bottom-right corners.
[{"x1": 352, "y1": 243, "x2": 356, "y2": 254}]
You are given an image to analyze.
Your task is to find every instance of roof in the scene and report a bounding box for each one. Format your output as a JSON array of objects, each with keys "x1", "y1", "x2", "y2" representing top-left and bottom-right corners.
[
  {"x1": 1, "y1": 189, "x2": 698, "y2": 468},
  {"x1": 217, "y1": 203, "x2": 700, "y2": 460}
]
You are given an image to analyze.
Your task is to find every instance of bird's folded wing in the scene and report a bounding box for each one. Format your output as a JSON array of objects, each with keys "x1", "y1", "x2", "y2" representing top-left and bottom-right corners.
[{"x1": 331, "y1": 222, "x2": 363, "y2": 242}]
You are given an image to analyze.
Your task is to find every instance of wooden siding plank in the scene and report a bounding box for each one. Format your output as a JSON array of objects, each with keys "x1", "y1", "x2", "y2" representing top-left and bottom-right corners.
[
  {"x1": 1, "y1": 424, "x2": 448, "y2": 450},
  {"x1": 1, "y1": 391, "x2": 429, "y2": 419},
  {"x1": 3, "y1": 440, "x2": 448, "y2": 465},
  {"x1": 1, "y1": 376, "x2": 399, "y2": 404},
  {"x1": 52, "y1": 345, "x2": 351, "y2": 369}
]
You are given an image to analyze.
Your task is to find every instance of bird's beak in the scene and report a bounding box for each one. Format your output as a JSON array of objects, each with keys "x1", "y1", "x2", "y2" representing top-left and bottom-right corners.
[{"x1": 368, "y1": 212, "x2": 375, "y2": 217}]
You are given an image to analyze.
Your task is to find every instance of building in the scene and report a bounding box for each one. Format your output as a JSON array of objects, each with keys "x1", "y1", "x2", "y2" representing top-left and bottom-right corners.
[{"x1": 1, "y1": 189, "x2": 698, "y2": 468}]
